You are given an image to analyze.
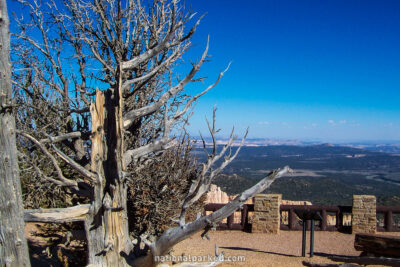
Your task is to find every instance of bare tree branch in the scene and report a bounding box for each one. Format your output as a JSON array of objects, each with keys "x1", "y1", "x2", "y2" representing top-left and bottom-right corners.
[
  {"x1": 123, "y1": 37, "x2": 209, "y2": 129},
  {"x1": 24, "y1": 204, "x2": 90, "y2": 223},
  {"x1": 120, "y1": 3, "x2": 201, "y2": 71},
  {"x1": 39, "y1": 132, "x2": 81, "y2": 144},
  {"x1": 32, "y1": 164, "x2": 67, "y2": 187},
  {"x1": 52, "y1": 145, "x2": 96, "y2": 182},
  {"x1": 124, "y1": 136, "x2": 172, "y2": 166},
  {"x1": 18, "y1": 131, "x2": 78, "y2": 188},
  {"x1": 177, "y1": 110, "x2": 248, "y2": 226},
  {"x1": 121, "y1": 48, "x2": 182, "y2": 92}
]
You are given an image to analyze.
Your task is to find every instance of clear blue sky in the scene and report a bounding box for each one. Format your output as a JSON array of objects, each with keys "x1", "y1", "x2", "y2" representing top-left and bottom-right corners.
[
  {"x1": 181, "y1": 0, "x2": 400, "y2": 142},
  {"x1": 8, "y1": 0, "x2": 400, "y2": 142}
]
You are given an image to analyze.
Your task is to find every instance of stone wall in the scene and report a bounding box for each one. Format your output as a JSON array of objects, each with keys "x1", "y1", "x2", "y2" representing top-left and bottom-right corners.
[
  {"x1": 352, "y1": 195, "x2": 376, "y2": 234},
  {"x1": 252, "y1": 194, "x2": 281, "y2": 234}
]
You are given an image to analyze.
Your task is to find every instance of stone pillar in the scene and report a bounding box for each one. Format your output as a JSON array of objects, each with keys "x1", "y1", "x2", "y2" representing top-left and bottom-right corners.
[
  {"x1": 352, "y1": 195, "x2": 376, "y2": 234},
  {"x1": 252, "y1": 194, "x2": 281, "y2": 234}
]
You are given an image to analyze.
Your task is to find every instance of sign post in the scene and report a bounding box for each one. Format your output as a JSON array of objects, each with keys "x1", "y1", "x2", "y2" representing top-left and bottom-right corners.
[{"x1": 294, "y1": 210, "x2": 323, "y2": 257}]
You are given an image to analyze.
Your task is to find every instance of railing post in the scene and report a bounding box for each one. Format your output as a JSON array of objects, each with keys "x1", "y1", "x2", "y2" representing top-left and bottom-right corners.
[
  {"x1": 321, "y1": 209, "x2": 327, "y2": 231},
  {"x1": 241, "y1": 205, "x2": 248, "y2": 230},
  {"x1": 227, "y1": 213, "x2": 234, "y2": 230},
  {"x1": 302, "y1": 219, "x2": 306, "y2": 257},
  {"x1": 289, "y1": 208, "x2": 296, "y2": 230},
  {"x1": 310, "y1": 219, "x2": 315, "y2": 257},
  {"x1": 338, "y1": 210, "x2": 344, "y2": 229},
  {"x1": 385, "y1": 210, "x2": 393, "y2": 232},
  {"x1": 335, "y1": 211, "x2": 340, "y2": 229}
]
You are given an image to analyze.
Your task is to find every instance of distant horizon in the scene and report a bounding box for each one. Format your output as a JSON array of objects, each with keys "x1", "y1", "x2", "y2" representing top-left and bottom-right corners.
[{"x1": 190, "y1": 135, "x2": 400, "y2": 145}]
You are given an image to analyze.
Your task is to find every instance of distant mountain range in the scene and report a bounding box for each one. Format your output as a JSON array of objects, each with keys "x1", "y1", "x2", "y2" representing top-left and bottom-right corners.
[
  {"x1": 192, "y1": 137, "x2": 400, "y2": 154},
  {"x1": 344, "y1": 143, "x2": 400, "y2": 154}
]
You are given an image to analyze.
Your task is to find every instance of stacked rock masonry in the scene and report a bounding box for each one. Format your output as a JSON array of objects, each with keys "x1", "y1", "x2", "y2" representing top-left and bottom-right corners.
[
  {"x1": 352, "y1": 195, "x2": 377, "y2": 234},
  {"x1": 252, "y1": 194, "x2": 282, "y2": 234}
]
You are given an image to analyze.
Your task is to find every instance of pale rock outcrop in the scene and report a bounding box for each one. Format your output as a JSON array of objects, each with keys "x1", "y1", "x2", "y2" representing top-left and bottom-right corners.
[
  {"x1": 206, "y1": 184, "x2": 311, "y2": 205},
  {"x1": 206, "y1": 184, "x2": 230, "y2": 204}
]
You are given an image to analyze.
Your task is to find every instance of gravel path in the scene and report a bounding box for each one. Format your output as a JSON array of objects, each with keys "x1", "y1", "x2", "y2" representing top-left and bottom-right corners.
[{"x1": 168, "y1": 231, "x2": 400, "y2": 267}]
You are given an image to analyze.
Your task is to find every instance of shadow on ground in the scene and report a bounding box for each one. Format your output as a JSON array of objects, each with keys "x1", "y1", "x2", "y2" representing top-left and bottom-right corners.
[
  {"x1": 220, "y1": 246, "x2": 298, "y2": 258},
  {"x1": 27, "y1": 223, "x2": 87, "y2": 267}
]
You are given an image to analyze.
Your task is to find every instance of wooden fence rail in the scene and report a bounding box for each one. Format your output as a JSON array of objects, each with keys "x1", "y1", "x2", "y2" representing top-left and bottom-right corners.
[
  {"x1": 204, "y1": 203, "x2": 253, "y2": 231},
  {"x1": 279, "y1": 205, "x2": 352, "y2": 232},
  {"x1": 204, "y1": 203, "x2": 400, "y2": 232},
  {"x1": 376, "y1": 206, "x2": 400, "y2": 232}
]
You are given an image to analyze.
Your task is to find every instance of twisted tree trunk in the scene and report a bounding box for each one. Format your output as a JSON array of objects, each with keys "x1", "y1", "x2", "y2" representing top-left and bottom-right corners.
[
  {"x1": 86, "y1": 88, "x2": 133, "y2": 266},
  {"x1": 0, "y1": 0, "x2": 31, "y2": 265}
]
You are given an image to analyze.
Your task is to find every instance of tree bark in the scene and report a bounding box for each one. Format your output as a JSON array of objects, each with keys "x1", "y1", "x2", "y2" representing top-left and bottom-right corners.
[
  {"x1": 0, "y1": 0, "x2": 31, "y2": 266},
  {"x1": 85, "y1": 89, "x2": 132, "y2": 266}
]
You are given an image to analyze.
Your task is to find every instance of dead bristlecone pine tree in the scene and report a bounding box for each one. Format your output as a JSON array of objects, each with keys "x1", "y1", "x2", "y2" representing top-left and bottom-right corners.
[
  {"x1": 0, "y1": 0, "x2": 31, "y2": 266},
  {"x1": 11, "y1": 0, "x2": 291, "y2": 266}
]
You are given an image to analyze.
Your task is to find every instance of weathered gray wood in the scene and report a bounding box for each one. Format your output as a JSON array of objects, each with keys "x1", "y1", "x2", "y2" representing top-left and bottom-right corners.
[
  {"x1": 354, "y1": 233, "x2": 400, "y2": 257},
  {"x1": 0, "y1": 0, "x2": 31, "y2": 265},
  {"x1": 85, "y1": 89, "x2": 133, "y2": 267},
  {"x1": 330, "y1": 255, "x2": 400, "y2": 267},
  {"x1": 24, "y1": 205, "x2": 90, "y2": 223},
  {"x1": 86, "y1": 90, "x2": 109, "y2": 267},
  {"x1": 39, "y1": 132, "x2": 81, "y2": 144}
]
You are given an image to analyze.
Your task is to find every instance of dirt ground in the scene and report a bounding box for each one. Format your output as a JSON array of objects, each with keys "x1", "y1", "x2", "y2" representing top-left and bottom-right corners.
[
  {"x1": 168, "y1": 230, "x2": 400, "y2": 267},
  {"x1": 25, "y1": 222, "x2": 400, "y2": 267},
  {"x1": 26, "y1": 222, "x2": 87, "y2": 267}
]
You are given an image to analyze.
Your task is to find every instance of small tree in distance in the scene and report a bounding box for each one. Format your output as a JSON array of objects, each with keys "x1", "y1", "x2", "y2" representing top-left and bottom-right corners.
[{"x1": 12, "y1": 0, "x2": 291, "y2": 266}]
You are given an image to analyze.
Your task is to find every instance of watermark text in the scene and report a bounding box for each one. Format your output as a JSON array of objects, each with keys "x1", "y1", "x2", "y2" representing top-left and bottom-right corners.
[{"x1": 154, "y1": 254, "x2": 246, "y2": 263}]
